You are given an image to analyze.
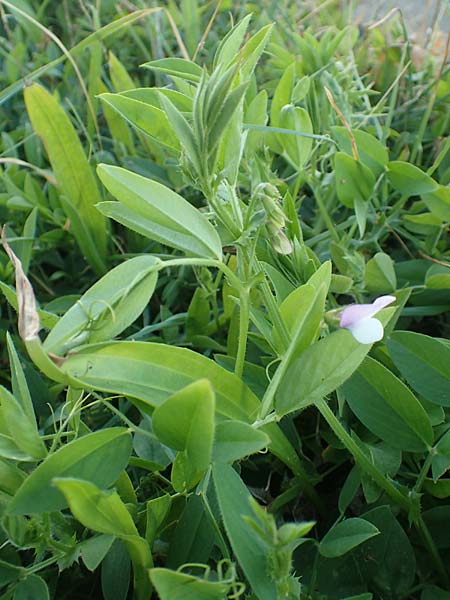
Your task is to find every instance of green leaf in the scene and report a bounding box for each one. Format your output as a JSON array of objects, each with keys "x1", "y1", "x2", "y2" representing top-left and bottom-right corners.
[
  {"x1": 153, "y1": 380, "x2": 215, "y2": 491},
  {"x1": 343, "y1": 357, "x2": 433, "y2": 452},
  {"x1": 425, "y1": 264, "x2": 450, "y2": 289},
  {"x1": 212, "y1": 421, "x2": 270, "y2": 463},
  {"x1": 6, "y1": 333, "x2": 35, "y2": 426},
  {"x1": 97, "y1": 165, "x2": 222, "y2": 260},
  {"x1": 80, "y1": 535, "x2": 115, "y2": 571},
  {"x1": 150, "y1": 568, "x2": 230, "y2": 600},
  {"x1": 13, "y1": 574, "x2": 49, "y2": 600},
  {"x1": 270, "y1": 63, "x2": 295, "y2": 126},
  {"x1": 432, "y1": 431, "x2": 450, "y2": 481},
  {"x1": 101, "y1": 539, "x2": 131, "y2": 600},
  {"x1": 108, "y1": 51, "x2": 135, "y2": 91},
  {"x1": 213, "y1": 14, "x2": 252, "y2": 71},
  {"x1": 387, "y1": 161, "x2": 438, "y2": 196},
  {"x1": 23, "y1": 84, "x2": 106, "y2": 274},
  {"x1": 60, "y1": 341, "x2": 301, "y2": 474},
  {"x1": 0, "y1": 459, "x2": 26, "y2": 496},
  {"x1": 0, "y1": 559, "x2": 23, "y2": 587},
  {"x1": 335, "y1": 152, "x2": 375, "y2": 208},
  {"x1": 62, "y1": 341, "x2": 257, "y2": 419},
  {"x1": 122, "y1": 87, "x2": 192, "y2": 112},
  {"x1": 99, "y1": 93, "x2": 180, "y2": 151},
  {"x1": 276, "y1": 326, "x2": 381, "y2": 416},
  {"x1": 356, "y1": 506, "x2": 415, "y2": 595},
  {"x1": 43, "y1": 255, "x2": 159, "y2": 356},
  {"x1": 142, "y1": 58, "x2": 203, "y2": 82},
  {"x1": 319, "y1": 518, "x2": 379, "y2": 558},
  {"x1": 207, "y1": 82, "x2": 249, "y2": 152},
  {"x1": 233, "y1": 24, "x2": 274, "y2": 79},
  {"x1": 292, "y1": 76, "x2": 311, "y2": 102},
  {"x1": 55, "y1": 478, "x2": 137, "y2": 537},
  {"x1": 0, "y1": 386, "x2": 46, "y2": 460},
  {"x1": 8, "y1": 428, "x2": 132, "y2": 515},
  {"x1": 213, "y1": 463, "x2": 277, "y2": 600},
  {"x1": 245, "y1": 89, "x2": 268, "y2": 155},
  {"x1": 423, "y1": 185, "x2": 450, "y2": 222},
  {"x1": 55, "y1": 478, "x2": 152, "y2": 600},
  {"x1": 167, "y1": 495, "x2": 215, "y2": 568},
  {"x1": 387, "y1": 331, "x2": 450, "y2": 406},
  {"x1": 422, "y1": 587, "x2": 450, "y2": 600},
  {"x1": 275, "y1": 262, "x2": 331, "y2": 355},
  {"x1": 146, "y1": 495, "x2": 171, "y2": 546},
  {"x1": 278, "y1": 105, "x2": 313, "y2": 169},
  {"x1": 365, "y1": 252, "x2": 397, "y2": 293},
  {"x1": 331, "y1": 126, "x2": 388, "y2": 177},
  {"x1": 158, "y1": 94, "x2": 201, "y2": 175}
]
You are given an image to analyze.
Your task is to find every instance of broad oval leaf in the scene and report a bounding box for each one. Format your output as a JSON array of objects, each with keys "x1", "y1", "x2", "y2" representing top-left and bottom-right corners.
[
  {"x1": 8, "y1": 428, "x2": 132, "y2": 515},
  {"x1": 43, "y1": 255, "x2": 160, "y2": 356},
  {"x1": 97, "y1": 165, "x2": 222, "y2": 260},
  {"x1": 153, "y1": 380, "x2": 215, "y2": 490},
  {"x1": 278, "y1": 105, "x2": 313, "y2": 169},
  {"x1": 14, "y1": 574, "x2": 49, "y2": 600},
  {"x1": 331, "y1": 126, "x2": 388, "y2": 177},
  {"x1": 343, "y1": 357, "x2": 433, "y2": 452},
  {"x1": 387, "y1": 161, "x2": 438, "y2": 196},
  {"x1": 387, "y1": 331, "x2": 450, "y2": 406},
  {"x1": 319, "y1": 518, "x2": 380, "y2": 558},
  {"x1": 335, "y1": 152, "x2": 375, "y2": 208},
  {"x1": 365, "y1": 252, "x2": 397, "y2": 294},
  {"x1": 212, "y1": 421, "x2": 270, "y2": 463}
]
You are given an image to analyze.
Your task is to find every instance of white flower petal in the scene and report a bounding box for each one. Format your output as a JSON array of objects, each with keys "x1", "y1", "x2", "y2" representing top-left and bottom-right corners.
[
  {"x1": 347, "y1": 317, "x2": 384, "y2": 344},
  {"x1": 340, "y1": 295, "x2": 396, "y2": 328}
]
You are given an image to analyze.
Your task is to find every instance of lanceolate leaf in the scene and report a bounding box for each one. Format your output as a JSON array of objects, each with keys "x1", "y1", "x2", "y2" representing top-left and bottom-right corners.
[
  {"x1": 97, "y1": 165, "x2": 222, "y2": 259},
  {"x1": 99, "y1": 93, "x2": 180, "y2": 150},
  {"x1": 141, "y1": 58, "x2": 203, "y2": 82},
  {"x1": 24, "y1": 84, "x2": 107, "y2": 274},
  {"x1": 213, "y1": 463, "x2": 277, "y2": 600},
  {"x1": 8, "y1": 428, "x2": 132, "y2": 515}
]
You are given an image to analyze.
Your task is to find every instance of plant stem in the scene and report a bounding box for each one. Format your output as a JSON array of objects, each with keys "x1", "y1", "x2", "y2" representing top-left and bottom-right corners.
[
  {"x1": 313, "y1": 188, "x2": 340, "y2": 242},
  {"x1": 315, "y1": 398, "x2": 410, "y2": 511},
  {"x1": 316, "y1": 398, "x2": 450, "y2": 587},
  {"x1": 159, "y1": 257, "x2": 242, "y2": 291},
  {"x1": 254, "y1": 259, "x2": 290, "y2": 350},
  {"x1": 414, "y1": 451, "x2": 434, "y2": 493},
  {"x1": 235, "y1": 285, "x2": 249, "y2": 378},
  {"x1": 417, "y1": 517, "x2": 450, "y2": 587}
]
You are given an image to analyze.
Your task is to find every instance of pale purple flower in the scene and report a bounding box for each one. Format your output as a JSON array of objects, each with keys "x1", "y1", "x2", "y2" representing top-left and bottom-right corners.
[{"x1": 339, "y1": 295, "x2": 396, "y2": 344}]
